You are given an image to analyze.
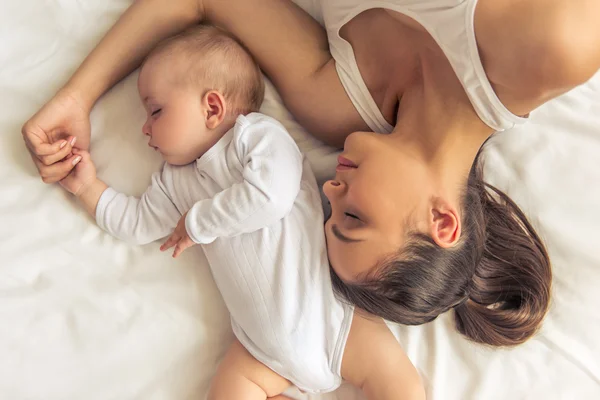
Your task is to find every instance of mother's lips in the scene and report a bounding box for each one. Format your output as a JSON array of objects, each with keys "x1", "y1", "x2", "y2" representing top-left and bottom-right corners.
[
  {"x1": 337, "y1": 155, "x2": 357, "y2": 171},
  {"x1": 337, "y1": 155, "x2": 357, "y2": 168}
]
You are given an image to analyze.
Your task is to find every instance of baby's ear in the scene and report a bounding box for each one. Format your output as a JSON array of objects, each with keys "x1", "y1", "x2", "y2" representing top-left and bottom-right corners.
[{"x1": 203, "y1": 90, "x2": 227, "y2": 129}]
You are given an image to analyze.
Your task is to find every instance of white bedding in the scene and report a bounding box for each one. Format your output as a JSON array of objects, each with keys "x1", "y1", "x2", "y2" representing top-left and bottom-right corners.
[{"x1": 1, "y1": 1, "x2": 599, "y2": 399}]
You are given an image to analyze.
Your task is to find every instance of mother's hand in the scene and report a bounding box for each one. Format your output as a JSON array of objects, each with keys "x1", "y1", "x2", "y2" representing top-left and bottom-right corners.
[{"x1": 22, "y1": 88, "x2": 92, "y2": 183}]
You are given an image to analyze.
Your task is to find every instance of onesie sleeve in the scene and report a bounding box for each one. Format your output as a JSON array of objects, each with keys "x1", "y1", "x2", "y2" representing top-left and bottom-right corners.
[
  {"x1": 185, "y1": 116, "x2": 303, "y2": 244},
  {"x1": 96, "y1": 166, "x2": 181, "y2": 245}
]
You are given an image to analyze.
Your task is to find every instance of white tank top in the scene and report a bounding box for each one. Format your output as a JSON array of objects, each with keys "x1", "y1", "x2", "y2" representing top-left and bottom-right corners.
[{"x1": 319, "y1": 0, "x2": 528, "y2": 133}]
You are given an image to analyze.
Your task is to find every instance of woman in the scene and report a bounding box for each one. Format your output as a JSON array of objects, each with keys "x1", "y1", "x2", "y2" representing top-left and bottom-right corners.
[{"x1": 22, "y1": 0, "x2": 599, "y2": 351}]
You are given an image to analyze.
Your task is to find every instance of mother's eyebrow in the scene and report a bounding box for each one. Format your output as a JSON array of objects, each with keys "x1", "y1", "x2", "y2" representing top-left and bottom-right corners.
[{"x1": 332, "y1": 224, "x2": 363, "y2": 243}]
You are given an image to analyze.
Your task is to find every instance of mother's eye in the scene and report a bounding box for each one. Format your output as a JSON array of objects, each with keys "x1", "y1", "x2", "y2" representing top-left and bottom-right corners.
[{"x1": 344, "y1": 212, "x2": 360, "y2": 220}]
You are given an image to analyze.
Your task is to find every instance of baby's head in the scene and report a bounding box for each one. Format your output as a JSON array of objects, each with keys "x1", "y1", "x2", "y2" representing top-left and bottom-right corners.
[{"x1": 138, "y1": 25, "x2": 264, "y2": 165}]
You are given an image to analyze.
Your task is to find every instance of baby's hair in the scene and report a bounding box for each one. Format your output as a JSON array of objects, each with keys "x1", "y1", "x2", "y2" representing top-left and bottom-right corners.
[
  {"x1": 331, "y1": 148, "x2": 552, "y2": 347},
  {"x1": 145, "y1": 24, "x2": 264, "y2": 115}
]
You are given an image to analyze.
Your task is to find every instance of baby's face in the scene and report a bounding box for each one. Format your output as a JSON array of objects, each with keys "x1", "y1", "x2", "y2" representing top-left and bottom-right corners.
[{"x1": 137, "y1": 59, "x2": 223, "y2": 166}]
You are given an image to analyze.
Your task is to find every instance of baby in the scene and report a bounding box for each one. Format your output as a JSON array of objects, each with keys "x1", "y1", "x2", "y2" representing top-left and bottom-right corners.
[{"x1": 60, "y1": 25, "x2": 423, "y2": 399}]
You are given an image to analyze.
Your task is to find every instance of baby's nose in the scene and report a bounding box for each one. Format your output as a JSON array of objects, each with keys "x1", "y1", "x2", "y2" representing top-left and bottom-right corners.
[{"x1": 142, "y1": 120, "x2": 151, "y2": 136}]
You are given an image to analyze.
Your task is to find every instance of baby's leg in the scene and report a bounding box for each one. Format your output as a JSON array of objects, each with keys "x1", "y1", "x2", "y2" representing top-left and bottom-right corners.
[{"x1": 208, "y1": 339, "x2": 292, "y2": 400}]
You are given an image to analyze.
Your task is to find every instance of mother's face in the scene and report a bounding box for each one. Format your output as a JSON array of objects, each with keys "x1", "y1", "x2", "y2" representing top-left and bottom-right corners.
[{"x1": 323, "y1": 131, "x2": 434, "y2": 281}]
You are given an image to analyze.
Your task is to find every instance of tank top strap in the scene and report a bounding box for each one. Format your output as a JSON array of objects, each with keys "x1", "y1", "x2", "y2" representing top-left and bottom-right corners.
[{"x1": 321, "y1": 0, "x2": 528, "y2": 132}]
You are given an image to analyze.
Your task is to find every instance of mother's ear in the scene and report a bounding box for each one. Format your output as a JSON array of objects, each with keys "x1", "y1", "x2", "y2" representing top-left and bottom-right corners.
[
  {"x1": 202, "y1": 90, "x2": 227, "y2": 129},
  {"x1": 428, "y1": 197, "x2": 461, "y2": 248}
]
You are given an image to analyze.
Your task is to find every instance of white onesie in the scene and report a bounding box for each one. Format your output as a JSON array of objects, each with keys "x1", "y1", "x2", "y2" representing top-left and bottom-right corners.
[{"x1": 95, "y1": 113, "x2": 353, "y2": 394}]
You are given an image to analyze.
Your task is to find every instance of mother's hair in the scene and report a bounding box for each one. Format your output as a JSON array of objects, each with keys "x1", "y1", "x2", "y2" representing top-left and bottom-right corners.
[{"x1": 331, "y1": 147, "x2": 552, "y2": 346}]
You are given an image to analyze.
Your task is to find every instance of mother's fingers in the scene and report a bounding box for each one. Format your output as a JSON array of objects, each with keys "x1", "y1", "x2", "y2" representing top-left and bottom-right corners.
[
  {"x1": 21, "y1": 123, "x2": 58, "y2": 157},
  {"x1": 39, "y1": 137, "x2": 77, "y2": 166},
  {"x1": 35, "y1": 153, "x2": 79, "y2": 184},
  {"x1": 29, "y1": 139, "x2": 69, "y2": 157}
]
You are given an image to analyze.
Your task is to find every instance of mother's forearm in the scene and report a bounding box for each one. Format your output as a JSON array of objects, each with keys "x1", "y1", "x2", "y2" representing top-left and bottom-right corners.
[{"x1": 65, "y1": 0, "x2": 202, "y2": 109}]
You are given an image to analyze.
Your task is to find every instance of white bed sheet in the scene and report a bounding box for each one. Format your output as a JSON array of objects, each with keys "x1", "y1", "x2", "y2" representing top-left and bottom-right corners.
[{"x1": 1, "y1": 1, "x2": 599, "y2": 399}]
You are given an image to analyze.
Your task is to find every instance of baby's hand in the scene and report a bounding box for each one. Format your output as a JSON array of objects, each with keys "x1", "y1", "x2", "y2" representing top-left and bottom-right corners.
[
  {"x1": 59, "y1": 149, "x2": 97, "y2": 196},
  {"x1": 161, "y1": 212, "x2": 196, "y2": 258}
]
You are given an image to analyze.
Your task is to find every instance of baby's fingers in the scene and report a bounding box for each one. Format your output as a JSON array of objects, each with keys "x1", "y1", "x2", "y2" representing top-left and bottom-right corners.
[
  {"x1": 72, "y1": 148, "x2": 93, "y2": 164},
  {"x1": 172, "y1": 242, "x2": 185, "y2": 258},
  {"x1": 172, "y1": 237, "x2": 194, "y2": 258},
  {"x1": 160, "y1": 234, "x2": 179, "y2": 252}
]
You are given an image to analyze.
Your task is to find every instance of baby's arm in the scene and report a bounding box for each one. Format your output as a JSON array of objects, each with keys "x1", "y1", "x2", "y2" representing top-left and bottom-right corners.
[
  {"x1": 185, "y1": 118, "x2": 303, "y2": 244},
  {"x1": 342, "y1": 312, "x2": 426, "y2": 400},
  {"x1": 61, "y1": 150, "x2": 180, "y2": 245},
  {"x1": 59, "y1": 149, "x2": 107, "y2": 216},
  {"x1": 95, "y1": 169, "x2": 181, "y2": 245}
]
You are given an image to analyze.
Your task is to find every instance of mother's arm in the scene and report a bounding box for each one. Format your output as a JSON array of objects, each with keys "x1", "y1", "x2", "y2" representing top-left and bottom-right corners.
[
  {"x1": 25, "y1": 0, "x2": 364, "y2": 183},
  {"x1": 71, "y1": 0, "x2": 365, "y2": 145},
  {"x1": 475, "y1": 0, "x2": 600, "y2": 116},
  {"x1": 342, "y1": 312, "x2": 426, "y2": 400}
]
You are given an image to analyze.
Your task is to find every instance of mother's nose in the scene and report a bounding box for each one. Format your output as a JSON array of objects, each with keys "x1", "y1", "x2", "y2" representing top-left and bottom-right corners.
[{"x1": 322, "y1": 179, "x2": 345, "y2": 200}]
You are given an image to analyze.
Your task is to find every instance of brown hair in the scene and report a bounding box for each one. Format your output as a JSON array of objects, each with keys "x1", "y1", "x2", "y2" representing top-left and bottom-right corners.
[
  {"x1": 331, "y1": 151, "x2": 552, "y2": 346},
  {"x1": 145, "y1": 24, "x2": 264, "y2": 115}
]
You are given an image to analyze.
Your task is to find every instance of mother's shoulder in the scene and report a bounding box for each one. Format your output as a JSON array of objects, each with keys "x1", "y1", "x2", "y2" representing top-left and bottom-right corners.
[{"x1": 475, "y1": 0, "x2": 600, "y2": 114}]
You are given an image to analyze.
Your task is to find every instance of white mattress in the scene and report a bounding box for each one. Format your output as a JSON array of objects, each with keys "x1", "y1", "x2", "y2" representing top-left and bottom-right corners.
[{"x1": 1, "y1": 1, "x2": 599, "y2": 399}]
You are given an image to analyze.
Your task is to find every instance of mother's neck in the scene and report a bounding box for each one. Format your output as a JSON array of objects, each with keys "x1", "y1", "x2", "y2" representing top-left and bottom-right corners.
[{"x1": 388, "y1": 49, "x2": 494, "y2": 193}]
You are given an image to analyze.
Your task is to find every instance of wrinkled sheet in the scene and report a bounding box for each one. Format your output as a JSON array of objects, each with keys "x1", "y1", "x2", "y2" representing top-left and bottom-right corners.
[{"x1": 1, "y1": 1, "x2": 599, "y2": 399}]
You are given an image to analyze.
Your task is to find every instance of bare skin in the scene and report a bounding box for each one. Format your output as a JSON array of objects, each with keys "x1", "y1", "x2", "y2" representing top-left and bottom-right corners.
[
  {"x1": 21, "y1": 0, "x2": 600, "y2": 397},
  {"x1": 59, "y1": 49, "x2": 426, "y2": 399}
]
